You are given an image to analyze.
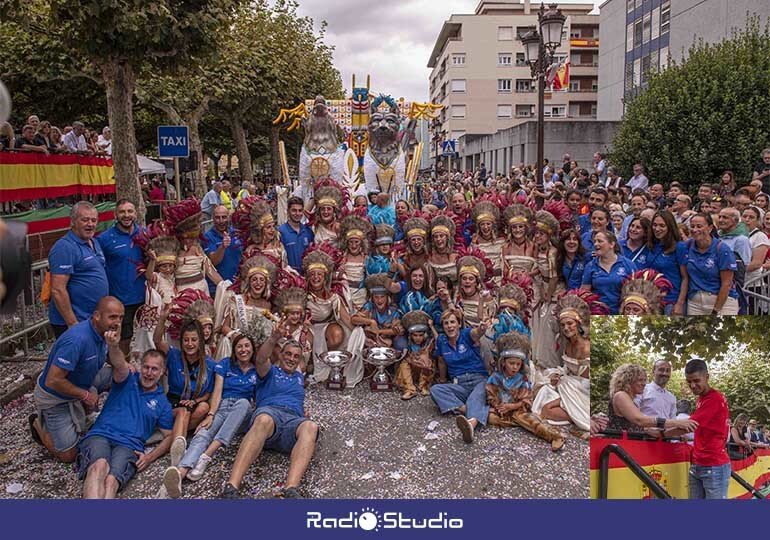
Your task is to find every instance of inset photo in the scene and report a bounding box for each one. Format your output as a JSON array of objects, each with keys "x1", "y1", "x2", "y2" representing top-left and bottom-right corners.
[{"x1": 590, "y1": 316, "x2": 770, "y2": 500}]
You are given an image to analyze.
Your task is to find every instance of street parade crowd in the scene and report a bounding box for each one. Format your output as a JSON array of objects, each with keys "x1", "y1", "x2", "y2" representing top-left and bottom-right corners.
[{"x1": 24, "y1": 145, "x2": 770, "y2": 498}]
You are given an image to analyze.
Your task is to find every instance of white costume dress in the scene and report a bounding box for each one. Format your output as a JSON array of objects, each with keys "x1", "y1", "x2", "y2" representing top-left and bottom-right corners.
[{"x1": 532, "y1": 354, "x2": 590, "y2": 432}]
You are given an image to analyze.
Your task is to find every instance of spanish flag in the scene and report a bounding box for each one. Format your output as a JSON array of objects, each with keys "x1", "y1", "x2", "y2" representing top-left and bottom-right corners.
[{"x1": 550, "y1": 61, "x2": 570, "y2": 91}]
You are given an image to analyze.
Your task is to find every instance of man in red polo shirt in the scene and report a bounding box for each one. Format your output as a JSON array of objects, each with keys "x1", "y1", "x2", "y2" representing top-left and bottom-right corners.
[{"x1": 685, "y1": 358, "x2": 731, "y2": 499}]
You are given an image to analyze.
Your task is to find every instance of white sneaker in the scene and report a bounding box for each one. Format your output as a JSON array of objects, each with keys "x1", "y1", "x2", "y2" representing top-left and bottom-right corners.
[
  {"x1": 163, "y1": 466, "x2": 182, "y2": 499},
  {"x1": 170, "y1": 436, "x2": 186, "y2": 467},
  {"x1": 187, "y1": 454, "x2": 212, "y2": 482}
]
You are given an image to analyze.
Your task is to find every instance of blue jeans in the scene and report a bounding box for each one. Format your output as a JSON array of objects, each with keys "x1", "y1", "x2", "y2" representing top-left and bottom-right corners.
[
  {"x1": 689, "y1": 463, "x2": 731, "y2": 499},
  {"x1": 178, "y1": 397, "x2": 252, "y2": 469},
  {"x1": 430, "y1": 372, "x2": 489, "y2": 426}
]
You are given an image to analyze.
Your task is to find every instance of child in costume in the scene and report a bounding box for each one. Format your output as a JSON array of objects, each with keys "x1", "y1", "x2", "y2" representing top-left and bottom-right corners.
[
  {"x1": 365, "y1": 224, "x2": 403, "y2": 279},
  {"x1": 486, "y1": 331, "x2": 565, "y2": 452},
  {"x1": 273, "y1": 285, "x2": 313, "y2": 373},
  {"x1": 395, "y1": 310, "x2": 435, "y2": 400},
  {"x1": 351, "y1": 273, "x2": 405, "y2": 350},
  {"x1": 339, "y1": 214, "x2": 373, "y2": 313}
]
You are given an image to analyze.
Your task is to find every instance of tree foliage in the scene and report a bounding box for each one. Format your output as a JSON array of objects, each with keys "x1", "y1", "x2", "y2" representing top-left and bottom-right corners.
[
  {"x1": 591, "y1": 316, "x2": 770, "y2": 424},
  {"x1": 610, "y1": 18, "x2": 770, "y2": 193}
]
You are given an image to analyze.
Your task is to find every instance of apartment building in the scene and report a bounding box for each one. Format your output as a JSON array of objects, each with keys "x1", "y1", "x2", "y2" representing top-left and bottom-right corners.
[
  {"x1": 427, "y1": 0, "x2": 599, "y2": 160},
  {"x1": 598, "y1": 0, "x2": 770, "y2": 121}
]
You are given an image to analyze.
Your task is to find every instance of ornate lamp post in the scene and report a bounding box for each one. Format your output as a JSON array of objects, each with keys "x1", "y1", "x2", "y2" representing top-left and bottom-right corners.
[{"x1": 521, "y1": 3, "x2": 566, "y2": 208}]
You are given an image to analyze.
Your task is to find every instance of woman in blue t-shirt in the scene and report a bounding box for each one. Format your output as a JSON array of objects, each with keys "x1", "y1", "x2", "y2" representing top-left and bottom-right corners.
[
  {"x1": 154, "y1": 306, "x2": 217, "y2": 469},
  {"x1": 619, "y1": 216, "x2": 650, "y2": 268},
  {"x1": 163, "y1": 333, "x2": 257, "y2": 498},
  {"x1": 685, "y1": 213, "x2": 739, "y2": 315},
  {"x1": 581, "y1": 207, "x2": 611, "y2": 254},
  {"x1": 580, "y1": 230, "x2": 637, "y2": 314},
  {"x1": 557, "y1": 228, "x2": 588, "y2": 290},
  {"x1": 644, "y1": 211, "x2": 689, "y2": 315}
]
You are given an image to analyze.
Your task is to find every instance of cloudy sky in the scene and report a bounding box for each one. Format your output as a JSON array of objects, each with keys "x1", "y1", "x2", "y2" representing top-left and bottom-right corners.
[{"x1": 296, "y1": 0, "x2": 600, "y2": 101}]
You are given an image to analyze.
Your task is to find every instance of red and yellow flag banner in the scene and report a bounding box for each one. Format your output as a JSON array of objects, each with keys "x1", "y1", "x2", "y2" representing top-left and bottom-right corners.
[
  {"x1": 0, "y1": 152, "x2": 115, "y2": 202},
  {"x1": 590, "y1": 436, "x2": 770, "y2": 499}
]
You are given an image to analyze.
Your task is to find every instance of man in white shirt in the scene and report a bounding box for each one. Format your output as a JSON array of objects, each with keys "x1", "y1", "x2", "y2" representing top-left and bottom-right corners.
[
  {"x1": 636, "y1": 360, "x2": 677, "y2": 419},
  {"x1": 626, "y1": 163, "x2": 649, "y2": 191},
  {"x1": 62, "y1": 121, "x2": 90, "y2": 153}
]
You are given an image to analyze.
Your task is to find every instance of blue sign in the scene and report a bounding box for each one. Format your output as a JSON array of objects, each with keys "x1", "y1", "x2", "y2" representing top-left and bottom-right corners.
[
  {"x1": 442, "y1": 139, "x2": 456, "y2": 156},
  {"x1": 157, "y1": 125, "x2": 189, "y2": 158}
]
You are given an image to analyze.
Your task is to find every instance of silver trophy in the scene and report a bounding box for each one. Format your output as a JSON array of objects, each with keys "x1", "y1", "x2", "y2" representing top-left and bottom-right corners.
[
  {"x1": 318, "y1": 350, "x2": 352, "y2": 390},
  {"x1": 364, "y1": 347, "x2": 404, "y2": 391}
]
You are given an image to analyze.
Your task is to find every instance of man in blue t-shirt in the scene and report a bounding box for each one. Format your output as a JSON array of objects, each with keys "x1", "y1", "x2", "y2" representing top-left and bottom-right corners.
[
  {"x1": 96, "y1": 199, "x2": 146, "y2": 354},
  {"x1": 203, "y1": 205, "x2": 243, "y2": 295},
  {"x1": 78, "y1": 345, "x2": 173, "y2": 498},
  {"x1": 279, "y1": 196, "x2": 315, "y2": 273},
  {"x1": 48, "y1": 201, "x2": 110, "y2": 338},
  {"x1": 222, "y1": 323, "x2": 319, "y2": 499},
  {"x1": 31, "y1": 297, "x2": 124, "y2": 463}
]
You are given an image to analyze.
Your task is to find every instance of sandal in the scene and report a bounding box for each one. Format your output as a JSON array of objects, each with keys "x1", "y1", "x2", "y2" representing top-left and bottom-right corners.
[{"x1": 29, "y1": 414, "x2": 43, "y2": 446}]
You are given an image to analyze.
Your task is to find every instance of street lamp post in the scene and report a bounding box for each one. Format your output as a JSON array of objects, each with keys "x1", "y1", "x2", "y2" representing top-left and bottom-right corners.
[{"x1": 521, "y1": 3, "x2": 566, "y2": 208}]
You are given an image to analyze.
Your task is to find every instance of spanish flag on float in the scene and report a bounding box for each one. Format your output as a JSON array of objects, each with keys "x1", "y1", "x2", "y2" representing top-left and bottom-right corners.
[
  {"x1": 0, "y1": 152, "x2": 115, "y2": 202},
  {"x1": 591, "y1": 435, "x2": 770, "y2": 499}
]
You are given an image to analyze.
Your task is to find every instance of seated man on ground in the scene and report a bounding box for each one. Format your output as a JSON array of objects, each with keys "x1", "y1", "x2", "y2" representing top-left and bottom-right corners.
[
  {"x1": 222, "y1": 321, "x2": 319, "y2": 499},
  {"x1": 30, "y1": 297, "x2": 124, "y2": 463},
  {"x1": 78, "y1": 345, "x2": 173, "y2": 498}
]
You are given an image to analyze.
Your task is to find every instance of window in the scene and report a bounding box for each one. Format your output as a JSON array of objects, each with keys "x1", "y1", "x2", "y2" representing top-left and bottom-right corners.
[
  {"x1": 570, "y1": 29, "x2": 581, "y2": 39},
  {"x1": 569, "y1": 81, "x2": 579, "y2": 92},
  {"x1": 641, "y1": 55, "x2": 651, "y2": 85},
  {"x1": 626, "y1": 23, "x2": 634, "y2": 52},
  {"x1": 515, "y1": 52, "x2": 527, "y2": 66},
  {"x1": 624, "y1": 61, "x2": 634, "y2": 90},
  {"x1": 516, "y1": 79, "x2": 533, "y2": 92},
  {"x1": 633, "y1": 58, "x2": 641, "y2": 86},
  {"x1": 553, "y1": 53, "x2": 567, "y2": 65},
  {"x1": 652, "y1": 7, "x2": 660, "y2": 41},
  {"x1": 498, "y1": 26, "x2": 513, "y2": 41},
  {"x1": 659, "y1": 46, "x2": 669, "y2": 69},
  {"x1": 544, "y1": 105, "x2": 566, "y2": 118},
  {"x1": 497, "y1": 104, "x2": 512, "y2": 118},
  {"x1": 452, "y1": 54, "x2": 466, "y2": 66},
  {"x1": 626, "y1": 0, "x2": 634, "y2": 13},
  {"x1": 661, "y1": 1, "x2": 670, "y2": 35},
  {"x1": 452, "y1": 105, "x2": 466, "y2": 118},
  {"x1": 498, "y1": 53, "x2": 512, "y2": 66},
  {"x1": 650, "y1": 50, "x2": 659, "y2": 74},
  {"x1": 642, "y1": 13, "x2": 651, "y2": 44},
  {"x1": 634, "y1": 19, "x2": 643, "y2": 48},
  {"x1": 516, "y1": 26, "x2": 535, "y2": 39},
  {"x1": 498, "y1": 79, "x2": 512, "y2": 93},
  {"x1": 516, "y1": 104, "x2": 534, "y2": 117},
  {"x1": 451, "y1": 79, "x2": 466, "y2": 93},
  {"x1": 591, "y1": 78, "x2": 598, "y2": 91},
  {"x1": 591, "y1": 103, "x2": 597, "y2": 117}
]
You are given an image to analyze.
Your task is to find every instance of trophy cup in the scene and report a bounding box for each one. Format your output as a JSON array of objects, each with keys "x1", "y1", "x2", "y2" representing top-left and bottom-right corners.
[
  {"x1": 364, "y1": 347, "x2": 404, "y2": 392},
  {"x1": 318, "y1": 350, "x2": 352, "y2": 390}
]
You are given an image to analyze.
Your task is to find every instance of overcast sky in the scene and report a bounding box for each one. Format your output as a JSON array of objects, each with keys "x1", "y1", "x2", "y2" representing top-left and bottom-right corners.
[{"x1": 296, "y1": 0, "x2": 601, "y2": 102}]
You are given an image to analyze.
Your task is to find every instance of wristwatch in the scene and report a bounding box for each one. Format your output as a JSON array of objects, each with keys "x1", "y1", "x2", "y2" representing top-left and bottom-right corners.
[{"x1": 656, "y1": 417, "x2": 666, "y2": 430}]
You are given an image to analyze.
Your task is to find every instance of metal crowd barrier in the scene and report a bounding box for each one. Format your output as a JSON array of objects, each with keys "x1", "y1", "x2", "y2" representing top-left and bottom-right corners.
[{"x1": 743, "y1": 269, "x2": 770, "y2": 315}]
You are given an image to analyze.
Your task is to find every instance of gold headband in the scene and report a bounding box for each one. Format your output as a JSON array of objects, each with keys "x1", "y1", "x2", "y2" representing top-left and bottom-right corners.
[
  {"x1": 346, "y1": 229, "x2": 365, "y2": 239},
  {"x1": 156, "y1": 255, "x2": 176, "y2": 264},
  {"x1": 180, "y1": 230, "x2": 200, "y2": 239},
  {"x1": 247, "y1": 267, "x2": 270, "y2": 279},
  {"x1": 282, "y1": 304, "x2": 304, "y2": 312},
  {"x1": 558, "y1": 309, "x2": 581, "y2": 321},
  {"x1": 508, "y1": 216, "x2": 528, "y2": 225},
  {"x1": 259, "y1": 215, "x2": 274, "y2": 226},
  {"x1": 407, "y1": 229, "x2": 427, "y2": 237},
  {"x1": 317, "y1": 198, "x2": 338, "y2": 208},
  {"x1": 198, "y1": 317, "x2": 213, "y2": 325},
  {"x1": 307, "y1": 263, "x2": 328, "y2": 273},
  {"x1": 536, "y1": 222, "x2": 554, "y2": 234},
  {"x1": 459, "y1": 265, "x2": 480, "y2": 277},
  {"x1": 621, "y1": 295, "x2": 650, "y2": 310},
  {"x1": 499, "y1": 299, "x2": 521, "y2": 311},
  {"x1": 432, "y1": 225, "x2": 450, "y2": 235},
  {"x1": 476, "y1": 213, "x2": 495, "y2": 223}
]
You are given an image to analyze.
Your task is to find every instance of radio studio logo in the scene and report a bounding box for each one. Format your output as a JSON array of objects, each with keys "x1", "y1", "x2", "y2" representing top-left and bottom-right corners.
[{"x1": 306, "y1": 506, "x2": 464, "y2": 531}]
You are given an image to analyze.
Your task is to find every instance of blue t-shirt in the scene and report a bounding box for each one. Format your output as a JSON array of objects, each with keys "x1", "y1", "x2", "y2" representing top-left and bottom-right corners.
[
  {"x1": 562, "y1": 254, "x2": 588, "y2": 290},
  {"x1": 96, "y1": 223, "x2": 146, "y2": 306},
  {"x1": 215, "y1": 357, "x2": 258, "y2": 401},
  {"x1": 578, "y1": 214, "x2": 591, "y2": 235},
  {"x1": 582, "y1": 255, "x2": 637, "y2": 314},
  {"x1": 40, "y1": 320, "x2": 108, "y2": 399},
  {"x1": 580, "y1": 230, "x2": 595, "y2": 253},
  {"x1": 203, "y1": 226, "x2": 243, "y2": 295},
  {"x1": 84, "y1": 372, "x2": 173, "y2": 452},
  {"x1": 685, "y1": 238, "x2": 738, "y2": 299},
  {"x1": 165, "y1": 348, "x2": 217, "y2": 399},
  {"x1": 278, "y1": 222, "x2": 314, "y2": 273},
  {"x1": 619, "y1": 240, "x2": 650, "y2": 268},
  {"x1": 434, "y1": 328, "x2": 486, "y2": 379},
  {"x1": 255, "y1": 364, "x2": 305, "y2": 416},
  {"x1": 48, "y1": 231, "x2": 110, "y2": 326},
  {"x1": 643, "y1": 242, "x2": 688, "y2": 303}
]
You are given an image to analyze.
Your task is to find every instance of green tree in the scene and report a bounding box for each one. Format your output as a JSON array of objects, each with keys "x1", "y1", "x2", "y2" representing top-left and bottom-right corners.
[{"x1": 610, "y1": 18, "x2": 770, "y2": 192}]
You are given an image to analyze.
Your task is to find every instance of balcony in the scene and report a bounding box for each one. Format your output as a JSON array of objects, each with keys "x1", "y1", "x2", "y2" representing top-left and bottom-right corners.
[{"x1": 570, "y1": 38, "x2": 599, "y2": 48}]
